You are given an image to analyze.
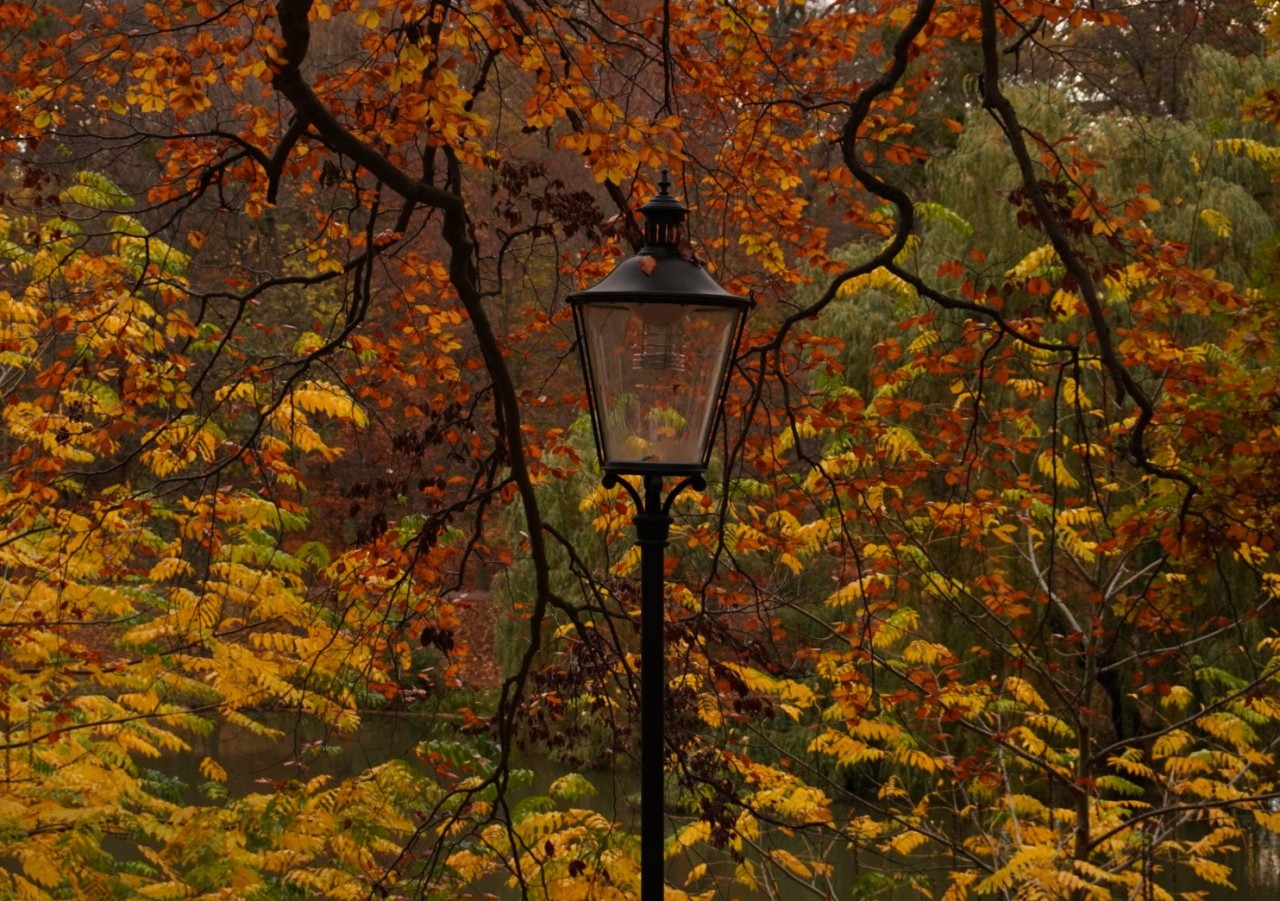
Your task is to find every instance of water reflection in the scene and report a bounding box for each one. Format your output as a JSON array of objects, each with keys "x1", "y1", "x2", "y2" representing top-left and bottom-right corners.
[
  {"x1": 1249, "y1": 824, "x2": 1280, "y2": 898},
  {"x1": 170, "y1": 711, "x2": 430, "y2": 798}
]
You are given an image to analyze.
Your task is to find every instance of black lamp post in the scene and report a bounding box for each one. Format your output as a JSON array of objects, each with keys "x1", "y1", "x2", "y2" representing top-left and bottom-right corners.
[{"x1": 567, "y1": 174, "x2": 752, "y2": 900}]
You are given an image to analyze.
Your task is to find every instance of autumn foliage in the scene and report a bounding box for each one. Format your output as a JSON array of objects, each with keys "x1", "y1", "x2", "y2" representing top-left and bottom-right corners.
[{"x1": 2, "y1": 0, "x2": 1280, "y2": 897}]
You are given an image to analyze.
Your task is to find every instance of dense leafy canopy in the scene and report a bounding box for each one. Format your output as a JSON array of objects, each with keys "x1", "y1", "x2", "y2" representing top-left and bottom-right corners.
[{"x1": 2, "y1": 0, "x2": 1280, "y2": 898}]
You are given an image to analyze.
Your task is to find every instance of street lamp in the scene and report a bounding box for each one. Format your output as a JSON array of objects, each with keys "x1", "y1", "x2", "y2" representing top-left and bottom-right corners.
[{"x1": 567, "y1": 173, "x2": 752, "y2": 900}]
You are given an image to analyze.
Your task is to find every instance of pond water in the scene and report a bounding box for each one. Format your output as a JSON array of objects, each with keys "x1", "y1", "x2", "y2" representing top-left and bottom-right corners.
[
  {"x1": 178, "y1": 709, "x2": 430, "y2": 796},
  {"x1": 169, "y1": 713, "x2": 1280, "y2": 899}
]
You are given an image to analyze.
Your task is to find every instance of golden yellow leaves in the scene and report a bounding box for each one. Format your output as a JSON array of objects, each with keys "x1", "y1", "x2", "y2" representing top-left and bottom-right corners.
[
  {"x1": 21, "y1": 83, "x2": 67, "y2": 134},
  {"x1": 1002, "y1": 675, "x2": 1048, "y2": 711},
  {"x1": 14, "y1": 848, "x2": 63, "y2": 891},
  {"x1": 354, "y1": 5, "x2": 381, "y2": 29},
  {"x1": 684, "y1": 810, "x2": 827, "y2": 892},
  {"x1": 726, "y1": 506, "x2": 830, "y2": 574},
  {"x1": 125, "y1": 49, "x2": 216, "y2": 115},
  {"x1": 870, "y1": 604, "x2": 921, "y2": 649},
  {"x1": 4, "y1": 402, "x2": 106, "y2": 463},
  {"x1": 0, "y1": 290, "x2": 39, "y2": 368},
  {"x1": 1005, "y1": 243, "x2": 1062, "y2": 283},
  {"x1": 808, "y1": 730, "x2": 886, "y2": 767},
  {"x1": 824, "y1": 572, "x2": 892, "y2": 607},
  {"x1": 973, "y1": 846, "x2": 1076, "y2": 898},
  {"x1": 1215, "y1": 137, "x2": 1280, "y2": 172},
  {"x1": 729, "y1": 755, "x2": 835, "y2": 829},
  {"x1": 141, "y1": 416, "x2": 221, "y2": 477},
  {"x1": 721, "y1": 661, "x2": 817, "y2": 714},
  {"x1": 205, "y1": 378, "x2": 368, "y2": 471},
  {"x1": 1199, "y1": 208, "x2": 1234, "y2": 239},
  {"x1": 559, "y1": 119, "x2": 679, "y2": 187},
  {"x1": 458, "y1": 807, "x2": 636, "y2": 900},
  {"x1": 837, "y1": 265, "x2": 919, "y2": 303},
  {"x1": 76, "y1": 485, "x2": 377, "y2": 745},
  {"x1": 738, "y1": 230, "x2": 787, "y2": 275}
]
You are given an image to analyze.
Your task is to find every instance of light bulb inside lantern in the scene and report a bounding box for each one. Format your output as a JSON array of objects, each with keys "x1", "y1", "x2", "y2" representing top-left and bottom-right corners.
[{"x1": 634, "y1": 309, "x2": 688, "y2": 373}]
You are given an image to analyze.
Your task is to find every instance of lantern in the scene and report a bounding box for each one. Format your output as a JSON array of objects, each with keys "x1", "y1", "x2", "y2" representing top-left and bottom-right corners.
[{"x1": 568, "y1": 175, "x2": 752, "y2": 477}]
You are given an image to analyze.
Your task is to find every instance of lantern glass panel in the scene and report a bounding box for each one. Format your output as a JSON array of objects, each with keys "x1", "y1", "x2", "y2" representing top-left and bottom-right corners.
[{"x1": 580, "y1": 300, "x2": 740, "y2": 469}]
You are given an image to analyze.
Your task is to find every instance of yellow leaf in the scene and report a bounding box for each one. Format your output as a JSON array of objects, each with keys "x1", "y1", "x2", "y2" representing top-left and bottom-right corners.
[
  {"x1": 1188, "y1": 857, "x2": 1235, "y2": 887},
  {"x1": 769, "y1": 848, "x2": 814, "y2": 879},
  {"x1": 1005, "y1": 676, "x2": 1049, "y2": 711},
  {"x1": 1036, "y1": 451, "x2": 1080, "y2": 489},
  {"x1": 1005, "y1": 244, "x2": 1060, "y2": 281},
  {"x1": 907, "y1": 329, "x2": 939, "y2": 353},
  {"x1": 17, "y1": 848, "x2": 61, "y2": 888},
  {"x1": 881, "y1": 828, "x2": 928, "y2": 856},
  {"x1": 824, "y1": 573, "x2": 890, "y2": 607},
  {"x1": 199, "y1": 756, "x2": 228, "y2": 782}
]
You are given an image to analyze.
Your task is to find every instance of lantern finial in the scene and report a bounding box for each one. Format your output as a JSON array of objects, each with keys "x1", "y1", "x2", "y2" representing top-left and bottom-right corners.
[{"x1": 639, "y1": 173, "x2": 687, "y2": 250}]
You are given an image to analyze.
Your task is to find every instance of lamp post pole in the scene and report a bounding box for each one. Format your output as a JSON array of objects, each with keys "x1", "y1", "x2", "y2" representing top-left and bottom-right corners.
[
  {"x1": 568, "y1": 173, "x2": 752, "y2": 901},
  {"x1": 610, "y1": 471, "x2": 704, "y2": 901},
  {"x1": 634, "y1": 474, "x2": 670, "y2": 901}
]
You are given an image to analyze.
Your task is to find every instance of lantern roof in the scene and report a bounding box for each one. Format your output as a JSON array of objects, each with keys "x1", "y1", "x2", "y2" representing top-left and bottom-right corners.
[{"x1": 567, "y1": 173, "x2": 748, "y2": 309}]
